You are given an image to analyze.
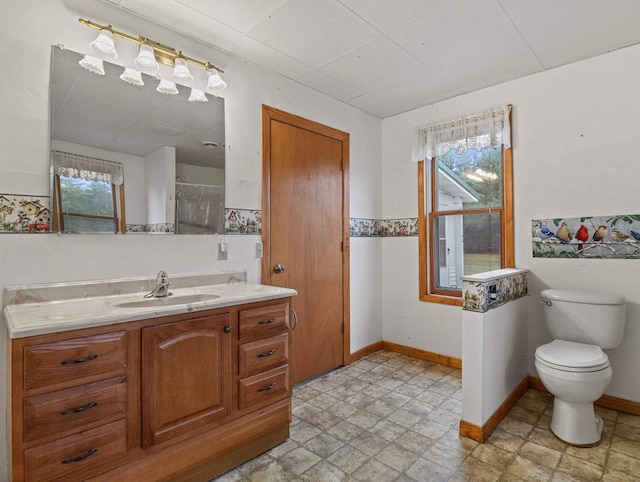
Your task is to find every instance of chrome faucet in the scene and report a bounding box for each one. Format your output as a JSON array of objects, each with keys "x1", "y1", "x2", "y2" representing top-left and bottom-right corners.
[{"x1": 145, "y1": 270, "x2": 172, "y2": 298}]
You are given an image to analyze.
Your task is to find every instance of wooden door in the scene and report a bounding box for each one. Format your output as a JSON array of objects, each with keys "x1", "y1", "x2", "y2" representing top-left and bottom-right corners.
[
  {"x1": 141, "y1": 313, "x2": 233, "y2": 447},
  {"x1": 262, "y1": 105, "x2": 349, "y2": 384}
]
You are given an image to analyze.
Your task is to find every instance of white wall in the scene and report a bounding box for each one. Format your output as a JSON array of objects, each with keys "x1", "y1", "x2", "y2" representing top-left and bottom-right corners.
[
  {"x1": 382, "y1": 42, "x2": 640, "y2": 403},
  {"x1": 0, "y1": 0, "x2": 383, "y2": 477},
  {"x1": 144, "y1": 146, "x2": 176, "y2": 224},
  {"x1": 462, "y1": 297, "x2": 529, "y2": 426},
  {"x1": 176, "y1": 163, "x2": 224, "y2": 186}
]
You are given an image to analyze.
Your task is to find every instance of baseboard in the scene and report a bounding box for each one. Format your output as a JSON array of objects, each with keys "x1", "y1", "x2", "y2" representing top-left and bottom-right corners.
[
  {"x1": 529, "y1": 376, "x2": 640, "y2": 416},
  {"x1": 381, "y1": 341, "x2": 462, "y2": 369},
  {"x1": 459, "y1": 376, "x2": 529, "y2": 443},
  {"x1": 349, "y1": 341, "x2": 383, "y2": 363}
]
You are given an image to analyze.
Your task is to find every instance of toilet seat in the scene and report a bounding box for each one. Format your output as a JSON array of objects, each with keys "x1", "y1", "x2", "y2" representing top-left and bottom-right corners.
[{"x1": 535, "y1": 340, "x2": 609, "y2": 373}]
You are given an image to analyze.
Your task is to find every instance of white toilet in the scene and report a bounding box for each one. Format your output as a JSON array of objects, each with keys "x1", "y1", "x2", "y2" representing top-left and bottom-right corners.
[{"x1": 535, "y1": 289, "x2": 626, "y2": 446}]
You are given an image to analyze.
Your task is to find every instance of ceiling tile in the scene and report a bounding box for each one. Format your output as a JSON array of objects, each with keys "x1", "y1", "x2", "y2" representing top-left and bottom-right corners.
[
  {"x1": 320, "y1": 37, "x2": 432, "y2": 94},
  {"x1": 230, "y1": 36, "x2": 314, "y2": 79},
  {"x1": 390, "y1": 0, "x2": 523, "y2": 69},
  {"x1": 118, "y1": 0, "x2": 243, "y2": 51},
  {"x1": 346, "y1": 94, "x2": 397, "y2": 118},
  {"x1": 499, "y1": 0, "x2": 640, "y2": 68},
  {"x1": 430, "y1": 36, "x2": 542, "y2": 92},
  {"x1": 247, "y1": 0, "x2": 380, "y2": 68},
  {"x1": 297, "y1": 70, "x2": 362, "y2": 101},
  {"x1": 176, "y1": 0, "x2": 285, "y2": 33},
  {"x1": 368, "y1": 73, "x2": 462, "y2": 114},
  {"x1": 338, "y1": 0, "x2": 453, "y2": 33}
]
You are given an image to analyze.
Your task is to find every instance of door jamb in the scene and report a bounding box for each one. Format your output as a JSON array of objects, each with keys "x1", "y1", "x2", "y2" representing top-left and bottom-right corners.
[{"x1": 261, "y1": 104, "x2": 351, "y2": 366}]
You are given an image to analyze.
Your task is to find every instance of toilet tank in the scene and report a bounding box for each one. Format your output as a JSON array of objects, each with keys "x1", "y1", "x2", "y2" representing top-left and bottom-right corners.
[{"x1": 541, "y1": 289, "x2": 626, "y2": 349}]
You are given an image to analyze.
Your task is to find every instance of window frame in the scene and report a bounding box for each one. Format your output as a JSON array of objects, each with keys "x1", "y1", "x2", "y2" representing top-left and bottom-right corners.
[{"x1": 418, "y1": 143, "x2": 514, "y2": 306}]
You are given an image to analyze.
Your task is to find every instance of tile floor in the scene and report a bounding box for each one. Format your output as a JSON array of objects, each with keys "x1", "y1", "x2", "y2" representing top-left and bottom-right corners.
[{"x1": 213, "y1": 350, "x2": 640, "y2": 482}]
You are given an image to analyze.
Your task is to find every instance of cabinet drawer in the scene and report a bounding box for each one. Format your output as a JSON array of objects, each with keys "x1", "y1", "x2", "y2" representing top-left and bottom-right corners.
[
  {"x1": 24, "y1": 419, "x2": 127, "y2": 482},
  {"x1": 239, "y1": 366, "x2": 290, "y2": 410},
  {"x1": 239, "y1": 303, "x2": 289, "y2": 342},
  {"x1": 24, "y1": 332, "x2": 126, "y2": 392},
  {"x1": 24, "y1": 377, "x2": 127, "y2": 443},
  {"x1": 239, "y1": 334, "x2": 289, "y2": 377}
]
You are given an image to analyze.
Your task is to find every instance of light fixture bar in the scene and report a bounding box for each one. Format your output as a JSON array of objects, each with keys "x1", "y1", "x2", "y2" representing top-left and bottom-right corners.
[{"x1": 78, "y1": 18, "x2": 224, "y2": 73}]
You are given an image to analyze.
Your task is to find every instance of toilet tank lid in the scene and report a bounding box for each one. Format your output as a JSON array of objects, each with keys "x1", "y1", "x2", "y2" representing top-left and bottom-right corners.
[{"x1": 541, "y1": 289, "x2": 625, "y2": 305}]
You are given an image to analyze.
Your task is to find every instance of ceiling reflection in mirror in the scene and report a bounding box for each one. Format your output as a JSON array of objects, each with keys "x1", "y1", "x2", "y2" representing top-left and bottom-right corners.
[{"x1": 50, "y1": 46, "x2": 225, "y2": 234}]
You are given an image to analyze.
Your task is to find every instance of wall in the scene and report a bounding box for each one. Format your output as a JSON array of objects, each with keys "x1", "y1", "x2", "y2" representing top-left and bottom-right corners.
[
  {"x1": 382, "y1": 42, "x2": 640, "y2": 403},
  {"x1": 144, "y1": 146, "x2": 176, "y2": 225},
  {"x1": 0, "y1": 0, "x2": 383, "y2": 477}
]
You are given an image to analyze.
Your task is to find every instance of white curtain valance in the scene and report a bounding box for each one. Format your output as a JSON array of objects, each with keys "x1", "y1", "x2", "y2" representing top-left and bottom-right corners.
[
  {"x1": 413, "y1": 105, "x2": 511, "y2": 162},
  {"x1": 52, "y1": 151, "x2": 124, "y2": 186}
]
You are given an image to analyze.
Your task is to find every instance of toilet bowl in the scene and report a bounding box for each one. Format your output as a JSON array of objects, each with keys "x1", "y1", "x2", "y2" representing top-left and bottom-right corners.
[{"x1": 535, "y1": 340, "x2": 611, "y2": 445}]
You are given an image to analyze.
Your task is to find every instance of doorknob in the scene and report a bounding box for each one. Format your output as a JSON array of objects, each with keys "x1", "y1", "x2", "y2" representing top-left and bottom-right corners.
[{"x1": 273, "y1": 264, "x2": 286, "y2": 273}]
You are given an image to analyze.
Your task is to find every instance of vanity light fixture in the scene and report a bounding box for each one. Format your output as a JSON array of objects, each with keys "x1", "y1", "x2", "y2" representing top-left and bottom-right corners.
[
  {"x1": 78, "y1": 54, "x2": 105, "y2": 75},
  {"x1": 89, "y1": 28, "x2": 117, "y2": 61},
  {"x1": 206, "y1": 66, "x2": 227, "y2": 97},
  {"x1": 188, "y1": 88, "x2": 208, "y2": 102},
  {"x1": 134, "y1": 41, "x2": 160, "y2": 77},
  {"x1": 157, "y1": 79, "x2": 179, "y2": 95},
  {"x1": 78, "y1": 18, "x2": 226, "y2": 97},
  {"x1": 172, "y1": 53, "x2": 193, "y2": 83},
  {"x1": 120, "y1": 67, "x2": 144, "y2": 86}
]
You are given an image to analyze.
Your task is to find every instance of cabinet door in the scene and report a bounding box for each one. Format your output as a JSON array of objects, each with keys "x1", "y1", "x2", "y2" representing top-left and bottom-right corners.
[{"x1": 141, "y1": 314, "x2": 233, "y2": 448}]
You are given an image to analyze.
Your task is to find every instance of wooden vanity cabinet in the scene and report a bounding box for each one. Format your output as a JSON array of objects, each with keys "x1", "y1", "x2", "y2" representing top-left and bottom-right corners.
[
  {"x1": 9, "y1": 297, "x2": 293, "y2": 482},
  {"x1": 141, "y1": 313, "x2": 234, "y2": 448}
]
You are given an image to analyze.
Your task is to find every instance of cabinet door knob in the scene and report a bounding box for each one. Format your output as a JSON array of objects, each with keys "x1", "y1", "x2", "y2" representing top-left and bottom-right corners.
[
  {"x1": 224, "y1": 326, "x2": 232, "y2": 333},
  {"x1": 273, "y1": 264, "x2": 285, "y2": 273}
]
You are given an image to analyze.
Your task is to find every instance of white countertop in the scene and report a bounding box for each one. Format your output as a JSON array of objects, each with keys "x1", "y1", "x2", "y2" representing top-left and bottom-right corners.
[
  {"x1": 4, "y1": 281, "x2": 297, "y2": 339},
  {"x1": 461, "y1": 268, "x2": 528, "y2": 283}
]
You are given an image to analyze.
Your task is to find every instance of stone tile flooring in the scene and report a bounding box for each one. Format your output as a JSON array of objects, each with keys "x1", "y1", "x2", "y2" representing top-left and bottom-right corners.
[{"x1": 213, "y1": 350, "x2": 640, "y2": 481}]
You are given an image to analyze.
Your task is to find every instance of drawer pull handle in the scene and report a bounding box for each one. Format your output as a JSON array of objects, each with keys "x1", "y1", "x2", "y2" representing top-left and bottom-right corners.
[
  {"x1": 257, "y1": 349, "x2": 277, "y2": 358},
  {"x1": 61, "y1": 447, "x2": 98, "y2": 464},
  {"x1": 61, "y1": 354, "x2": 98, "y2": 365},
  {"x1": 258, "y1": 317, "x2": 277, "y2": 325},
  {"x1": 257, "y1": 382, "x2": 276, "y2": 392},
  {"x1": 61, "y1": 401, "x2": 98, "y2": 415}
]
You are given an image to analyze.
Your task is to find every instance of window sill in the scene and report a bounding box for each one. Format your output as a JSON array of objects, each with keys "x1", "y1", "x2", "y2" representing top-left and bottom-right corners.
[{"x1": 420, "y1": 294, "x2": 463, "y2": 307}]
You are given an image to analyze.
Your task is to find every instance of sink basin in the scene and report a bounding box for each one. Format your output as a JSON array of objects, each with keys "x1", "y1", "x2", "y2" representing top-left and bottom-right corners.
[{"x1": 116, "y1": 293, "x2": 219, "y2": 308}]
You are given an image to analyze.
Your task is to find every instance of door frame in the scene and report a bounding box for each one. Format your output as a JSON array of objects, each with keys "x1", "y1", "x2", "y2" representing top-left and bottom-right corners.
[{"x1": 261, "y1": 104, "x2": 351, "y2": 367}]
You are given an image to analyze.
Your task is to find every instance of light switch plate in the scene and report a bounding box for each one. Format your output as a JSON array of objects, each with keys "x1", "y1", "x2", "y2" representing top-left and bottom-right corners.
[
  {"x1": 218, "y1": 244, "x2": 228, "y2": 261},
  {"x1": 255, "y1": 242, "x2": 264, "y2": 259}
]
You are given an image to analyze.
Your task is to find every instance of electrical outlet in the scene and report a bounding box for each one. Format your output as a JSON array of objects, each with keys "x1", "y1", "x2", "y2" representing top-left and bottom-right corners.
[
  {"x1": 255, "y1": 242, "x2": 264, "y2": 259},
  {"x1": 218, "y1": 244, "x2": 228, "y2": 261}
]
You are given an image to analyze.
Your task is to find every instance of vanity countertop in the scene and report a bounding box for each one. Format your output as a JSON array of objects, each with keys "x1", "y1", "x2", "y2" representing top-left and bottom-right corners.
[{"x1": 3, "y1": 272, "x2": 297, "y2": 339}]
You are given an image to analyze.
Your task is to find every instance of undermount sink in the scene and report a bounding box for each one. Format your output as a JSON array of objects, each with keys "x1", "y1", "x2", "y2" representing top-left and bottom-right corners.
[{"x1": 116, "y1": 293, "x2": 220, "y2": 308}]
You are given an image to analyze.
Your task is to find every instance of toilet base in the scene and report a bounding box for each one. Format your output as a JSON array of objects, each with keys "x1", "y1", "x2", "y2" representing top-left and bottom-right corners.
[{"x1": 550, "y1": 398, "x2": 603, "y2": 446}]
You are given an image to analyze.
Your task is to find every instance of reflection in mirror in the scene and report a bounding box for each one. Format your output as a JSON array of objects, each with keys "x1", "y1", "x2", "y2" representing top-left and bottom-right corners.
[{"x1": 50, "y1": 46, "x2": 225, "y2": 234}]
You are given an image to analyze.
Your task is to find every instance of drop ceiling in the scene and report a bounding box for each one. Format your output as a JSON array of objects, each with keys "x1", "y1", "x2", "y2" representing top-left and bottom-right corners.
[{"x1": 103, "y1": 0, "x2": 640, "y2": 118}]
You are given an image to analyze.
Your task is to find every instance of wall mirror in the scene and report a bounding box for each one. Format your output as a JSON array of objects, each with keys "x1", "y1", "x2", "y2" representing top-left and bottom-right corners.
[{"x1": 50, "y1": 46, "x2": 225, "y2": 234}]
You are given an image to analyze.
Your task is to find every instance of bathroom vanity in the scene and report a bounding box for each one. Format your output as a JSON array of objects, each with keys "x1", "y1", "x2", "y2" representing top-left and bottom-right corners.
[{"x1": 3, "y1": 271, "x2": 296, "y2": 481}]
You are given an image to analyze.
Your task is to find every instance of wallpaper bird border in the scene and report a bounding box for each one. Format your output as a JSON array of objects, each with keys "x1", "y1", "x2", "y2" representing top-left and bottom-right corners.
[{"x1": 532, "y1": 214, "x2": 640, "y2": 259}]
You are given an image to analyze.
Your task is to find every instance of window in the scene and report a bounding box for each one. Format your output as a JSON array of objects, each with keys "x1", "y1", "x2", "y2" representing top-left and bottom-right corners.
[
  {"x1": 417, "y1": 106, "x2": 513, "y2": 305},
  {"x1": 52, "y1": 151, "x2": 126, "y2": 233}
]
